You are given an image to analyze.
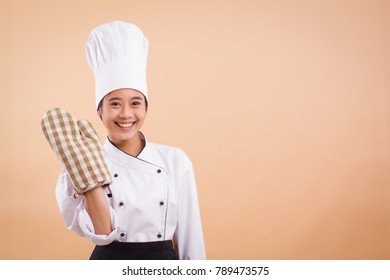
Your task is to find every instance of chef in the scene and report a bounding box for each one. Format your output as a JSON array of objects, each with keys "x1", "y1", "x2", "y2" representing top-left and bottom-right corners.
[{"x1": 53, "y1": 21, "x2": 206, "y2": 260}]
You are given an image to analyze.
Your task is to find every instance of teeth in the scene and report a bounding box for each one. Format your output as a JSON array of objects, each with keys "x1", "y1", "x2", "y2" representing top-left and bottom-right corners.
[{"x1": 117, "y1": 122, "x2": 134, "y2": 128}]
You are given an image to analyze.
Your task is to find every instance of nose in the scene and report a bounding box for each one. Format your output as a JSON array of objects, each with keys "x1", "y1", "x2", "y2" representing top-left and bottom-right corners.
[{"x1": 119, "y1": 105, "x2": 133, "y2": 118}]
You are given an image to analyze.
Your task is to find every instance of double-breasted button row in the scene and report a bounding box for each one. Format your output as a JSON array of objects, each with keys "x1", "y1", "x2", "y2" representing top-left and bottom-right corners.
[
  {"x1": 118, "y1": 201, "x2": 163, "y2": 207},
  {"x1": 115, "y1": 170, "x2": 161, "y2": 175},
  {"x1": 120, "y1": 232, "x2": 162, "y2": 238},
  {"x1": 113, "y1": 169, "x2": 164, "y2": 241}
]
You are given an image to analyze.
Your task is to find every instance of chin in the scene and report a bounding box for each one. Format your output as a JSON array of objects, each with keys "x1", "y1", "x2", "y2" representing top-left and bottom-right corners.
[{"x1": 116, "y1": 133, "x2": 138, "y2": 142}]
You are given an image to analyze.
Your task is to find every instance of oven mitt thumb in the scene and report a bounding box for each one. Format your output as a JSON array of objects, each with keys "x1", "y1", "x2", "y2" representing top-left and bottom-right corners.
[{"x1": 41, "y1": 108, "x2": 112, "y2": 195}]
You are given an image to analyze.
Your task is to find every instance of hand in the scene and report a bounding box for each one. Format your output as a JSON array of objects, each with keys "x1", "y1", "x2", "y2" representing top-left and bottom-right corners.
[{"x1": 41, "y1": 108, "x2": 112, "y2": 195}]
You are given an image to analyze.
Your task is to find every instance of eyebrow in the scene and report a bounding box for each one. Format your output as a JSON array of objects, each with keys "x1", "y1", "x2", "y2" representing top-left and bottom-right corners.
[{"x1": 108, "y1": 96, "x2": 144, "y2": 101}]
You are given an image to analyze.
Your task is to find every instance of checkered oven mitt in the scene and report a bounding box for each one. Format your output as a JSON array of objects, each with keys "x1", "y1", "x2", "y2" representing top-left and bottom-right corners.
[{"x1": 41, "y1": 108, "x2": 112, "y2": 195}]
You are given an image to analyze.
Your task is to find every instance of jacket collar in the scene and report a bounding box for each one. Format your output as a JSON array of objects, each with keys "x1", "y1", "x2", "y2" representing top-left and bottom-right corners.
[{"x1": 103, "y1": 132, "x2": 155, "y2": 165}]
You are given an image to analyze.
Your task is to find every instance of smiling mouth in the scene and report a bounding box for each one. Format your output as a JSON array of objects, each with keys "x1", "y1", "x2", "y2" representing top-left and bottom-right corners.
[{"x1": 116, "y1": 122, "x2": 135, "y2": 128}]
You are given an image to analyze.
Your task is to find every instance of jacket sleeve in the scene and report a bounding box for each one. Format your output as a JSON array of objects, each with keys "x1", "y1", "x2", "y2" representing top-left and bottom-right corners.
[
  {"x1": 174, "y1": 154, "x2": 206, "y2": 260},
  {"x1": 55, "y1": 169, "x2": 118, "y2": 246}
]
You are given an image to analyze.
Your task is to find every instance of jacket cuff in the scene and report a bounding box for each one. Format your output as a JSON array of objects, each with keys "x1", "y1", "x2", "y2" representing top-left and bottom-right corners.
[{"x1": 78, "y1": 206, "x2": 118, "y2": 246}]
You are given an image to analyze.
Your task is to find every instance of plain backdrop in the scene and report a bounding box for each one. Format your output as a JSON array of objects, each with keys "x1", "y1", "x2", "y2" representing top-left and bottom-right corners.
[{"x1": 0, "y1": 0, "x2": 389, "y2": 259}]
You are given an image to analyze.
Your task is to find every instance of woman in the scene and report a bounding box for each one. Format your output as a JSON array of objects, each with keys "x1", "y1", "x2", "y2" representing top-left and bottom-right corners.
[{"x1": 46, "y1": 21, "x2": 206, "y2": 260}]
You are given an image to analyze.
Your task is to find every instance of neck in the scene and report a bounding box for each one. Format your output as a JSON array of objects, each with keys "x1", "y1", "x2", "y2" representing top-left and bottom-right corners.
[{"x1": 109, "y1": 133, "x2": 145, "y2": 157}]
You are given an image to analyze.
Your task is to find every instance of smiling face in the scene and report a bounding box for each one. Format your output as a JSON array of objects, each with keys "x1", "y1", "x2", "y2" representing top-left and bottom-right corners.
[{"x1": 98, "y1": 88, "x2": 147, "y2": 155}]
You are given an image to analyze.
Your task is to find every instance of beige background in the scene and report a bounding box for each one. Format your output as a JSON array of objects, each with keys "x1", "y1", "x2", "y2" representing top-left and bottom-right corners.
[{"x1": 1, "y1": 0, "x2": 389, "y2": 259}]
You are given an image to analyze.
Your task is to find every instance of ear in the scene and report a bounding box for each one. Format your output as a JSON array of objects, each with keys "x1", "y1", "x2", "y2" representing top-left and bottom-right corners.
[{"x1": 97, "y1": 108, "x2": 103, "y2": 121}]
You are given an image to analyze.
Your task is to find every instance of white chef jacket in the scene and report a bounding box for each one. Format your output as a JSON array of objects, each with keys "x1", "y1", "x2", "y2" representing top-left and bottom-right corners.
[{"x1": 55, "y1": 136, "x2": 206, "y2": 260}]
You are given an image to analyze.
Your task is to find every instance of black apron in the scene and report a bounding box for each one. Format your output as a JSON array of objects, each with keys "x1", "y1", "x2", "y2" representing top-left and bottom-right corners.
[{"x1": 90, "y1": 240, "x2": 178, "y2": 260}]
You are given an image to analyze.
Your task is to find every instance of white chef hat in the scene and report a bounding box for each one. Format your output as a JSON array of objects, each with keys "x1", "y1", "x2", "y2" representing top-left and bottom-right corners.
[{"x1": 86, "y1": 21, "x2": 149, "y2": 109}]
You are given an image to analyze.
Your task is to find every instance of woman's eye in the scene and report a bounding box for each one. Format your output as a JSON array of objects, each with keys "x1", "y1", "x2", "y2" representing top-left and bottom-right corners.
[
  {"x1": 133, "y1": 101, "x2": 141, "y2": 106},
  {"x1": 111, "y1": 102, "x2": 120, "y2": 106}
]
